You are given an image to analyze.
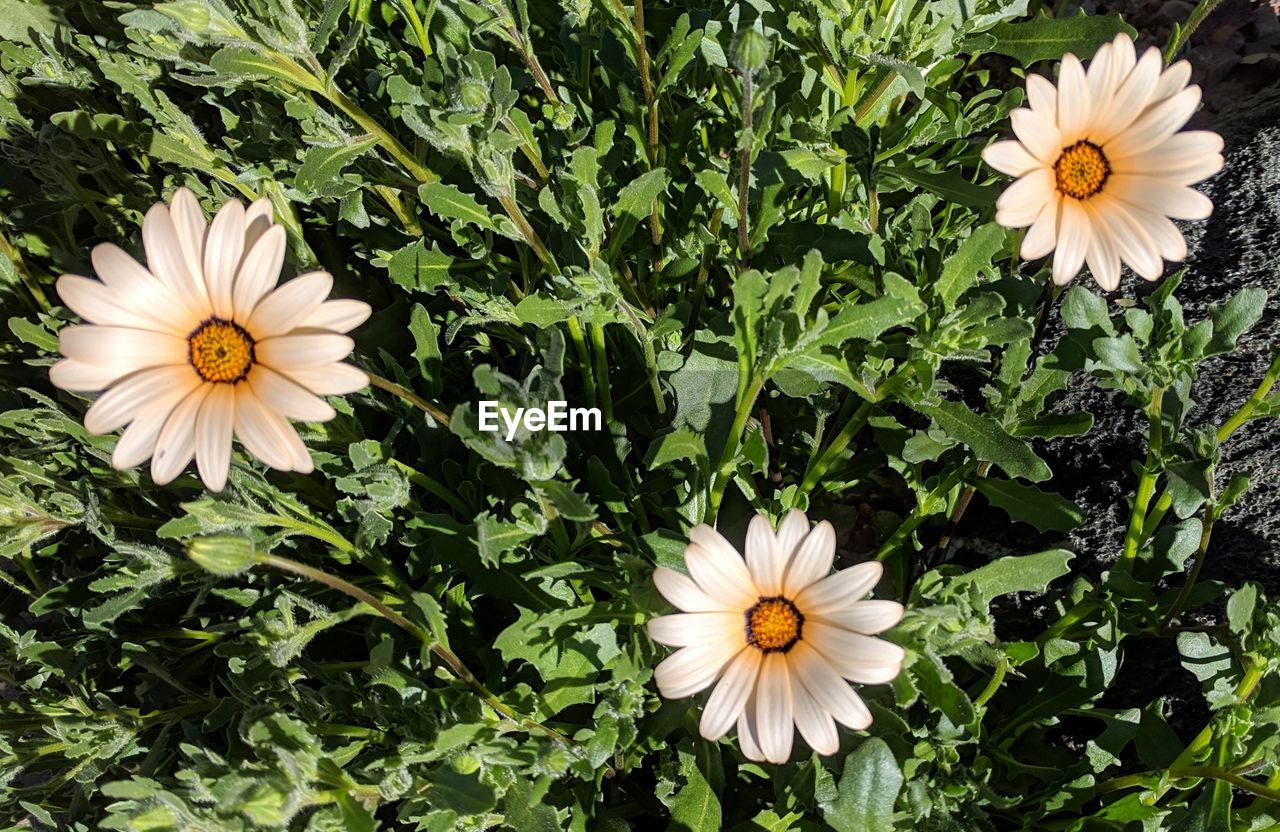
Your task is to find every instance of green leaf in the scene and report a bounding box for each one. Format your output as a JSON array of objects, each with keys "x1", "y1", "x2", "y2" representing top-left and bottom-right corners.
[
  {"x1": 209, "y1": 47, "x2": 322, "y2": 91},
  {"x1": 294, "y1": 135, "x2": 379, "y2": 195},
  {"x1": 936, "y1": 223, "x2": 1007, "y2": 306},
  {"x1": 987, "y1": 13, "x2": 1137, "y2": 64},
  {"x1": 386, "y1": 241, "x2": 457, "y2": 293},
  {"x1": 816, "y1": 275, "x2": 925, "y2": 347},
  {"x1": 953, "y1": 549, "x2": 1075, "y2": 602},
  {"x1": 663, "y1": 749, "x2": 721, "y2": 832},
  {"x1": 973, "y1": 478, "x2": 1084, "y2": 533},
  {"x1": 820, "y1": 738, "x2": 903, "y2": 832},
  {"x1": 1204, "y1": 288, "x2": 1266, "y2": 356},
  {"x1": 418, "y1": 182, "x2": 498, "y2": 231},
  {"x1": 881, "y1": 166, "x2": 999, "y2": 207},
  {"x1": 915, "y1": 400, "x2": 1052, "y2": 482},
  {"x1": 612, "y1": 168, "x2": 669, "y2": 223}
]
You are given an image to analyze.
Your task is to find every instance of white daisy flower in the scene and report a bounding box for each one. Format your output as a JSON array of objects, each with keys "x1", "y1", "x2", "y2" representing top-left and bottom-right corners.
[
  {"x1": 647, "y1": 511, "x2": 905, "y2": 764},
  {"x1": 50, "y1": 188, "x2": 371, "y2": 492},
  {"x1": 983, "y1": 34, "x2": 1224, "y2": 290}
]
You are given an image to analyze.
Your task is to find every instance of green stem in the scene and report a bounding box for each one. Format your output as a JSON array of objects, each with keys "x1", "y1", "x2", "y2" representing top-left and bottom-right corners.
[
  {"x1": 253, "y1": 552, "x2": 574, "y2": 747},
  {"x1": 366, "y1": 372, "x2": 451, "y2": 426},
  {"x1": 1168, "y1": 660, "x2": 1265, "y2": 773},
  {"x1": 800, "y1": 399, "x2": 874, "y2": 493},
  {"x1": 974, "y1": 655, "x2": 1008, "y2": 708},
  {"x1": 873, "y1": 464, "x2": 969, "y2": 562},
  {"x1": 1118, "y1": 388, "x2": 1165, "y2": 573},
  {"x1": 706, "y1": 375, "x2": 766, "y2": 525},
  {"x1": 393, "y1": 0, "x2": 433, "y2": 58},
  {"x1": 589, "y1": 323, "x2": 613, "y2": 423},
  {"x1": 1163, "y1": 0, "x2": 1226, "y2": 63},
  {"x1": 566, "y1": 317, "x2": 597, "y2": 408},
  {"x1": 0, "y1": 225, "x2": 50, "y2": 312},
  {"x1": 1098, "y1": 765, "x2": 1280, "y2": 803},
  {"x1": 390, "y1": 458, "x2": 470, "y2": 516},
  {"x1": 1161, "y1": 473, "x2": 1216, "y2": 629},
  {"x1": 1137, "y1": 351, "x2": 1279, "y2": 548},
  {"x1": 737, "y1": 69, "x2": 754, "y2": 268}
]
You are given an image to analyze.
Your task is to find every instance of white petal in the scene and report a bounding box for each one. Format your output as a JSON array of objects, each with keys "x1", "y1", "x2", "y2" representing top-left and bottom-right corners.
[
  {"x1": 90, "y1": 244, "x2": 197, "y2": 333},
  {"x1": 113, "y1": 392, "x2": 189, "y2": 469},
  {"x1": 169, "y1": 188, "x2": 208, "y2": 297},
  {"x1": 775, "y1": 509, "x2": 810, "y2": 569},
  {"x1": 202, "y1": 199, "x2": 244, "y2": 319},
  {"x1": 56, "y1": 275, "x2": 182, "y2": 334},
  {"x1": 700, "y1": 648, "x2": 761, "y2": 741},
  {"x1": 256, "y1": 333, "x2": 355, "y2": 371},
  {"x1": 653, "y1": 641, "x2": 740, "y2": 699},
  {"x1": 247, "y1": 365, "x2": 336, "y2": 422},
  {"x1": 1104, "y1": 86, "x2": 1201, "y2": 160},
  {"x1": 1052, "y1": 199, "x2": 1091, "y2": 286},
  {"x1": 789, "y1": 667, "x2": 839, "y2": 755},
  {"x1": 805, "y1": 622, "x2": 905, "y2": 683},
  {"x1": 1110, "y1": 34, "x2": 1137, "y2": 78},
  {"x1": 1010, "y1": 108, "x2": 1062, "y2": 164},
  {"x1": 745, "y1": 514, "x2": 783, "y2": 594},
  {"x1": 142, "y1": 202, "x2": 209, "y2": 321},
  {"x1": 794, "y1": 562, "x2": 883, "y2": 615},
  {"x1": 646, "y1": 612, "x2": 742, "y2": 648},
  {"x1": 231, "y1": 224, "x2": 286, "y2": 320},
  {"x1": 1091, "y1": 198, "x2": 1164, "y2": 281},
  {"x1": 1086, "y1": 40, "x2": 1121, "y2": 108},
  {"x1": 1025, "y1": 73, "x2": 1057, "y2": 117},
  {"x1": 1126, "y1": 205, "x2": 1188, "y2": 261},
  {"x1": 243, "y1": 197, "x2": 275, "y2": 253},
  {"x1": 150, "y1": 385, "x2": 211, "y2": 485},
  {"x1": 983, "y1": 140, "x2": 1043, "y2": 177},
  {"x1": 996, "y1": 169, "x2": 1055, "y2": 229},
  {"x1": 789, "y1": 641, "x2": 872, "y2": 730},
  {"x1": 1117, "y1": 132, "x2": 1224, "y2": 182},
  {"x1": 59, "y1": 325, "x2": 186, "y2": 370},
  {"x1": 653, "y1": 567, "x2": 729, "y2": 613},
  {"x1": 1107, "y1": 174, "x2": 1213, "y2": 220},
  {"x1": 301, "y1": 299, "x2": 372, "y2": 333},
  {"x1": 1020, "y1": 195, "x2": 1062, "y2": 260},
  {"x1": 737, "y1": 691, "x2": 765, "y2": 762},
  {"x1": 1084, "y1": 219, "x2": 1122, "y2": 292},
  {"x1": 1091, "y1": 47, "x2": 1162, "y2": 144},
  {"x1": 49, "y1": 359, "x2": 129, "y2": 393},
  {"x1": 812, "y1": 600, "x2": 905, "y2": 635},
  {"x1": 1056, "y1": 53, "x2": 1091, "y2": 145},
  {"x1": 1151, "y1": 59, "x2": 1191, "y2": 105},
  {"x1": 231, "y1": 384, "x2": 296, "y2": 471},
  {"x1": 755, "y1": 653, "x2": 795, "y2": 764},
  {"x1": 246, "y1": 271, "x2": 334, "y2": 339},
  {"x1": 781, "y1": 520, "x2": 836, "y2": 597},
  {"x1": 83, "y1": 364, "x2": 200, "y2": 435},
  {"x1": 286, "y1": 363, "x2": 369, "y2": 396},
  {"x1": 686, "y1": 526, "x2": 759, "y2": 607},
  {"x1": 195, "y1": 384, "x2": 235, "y2": 492}
]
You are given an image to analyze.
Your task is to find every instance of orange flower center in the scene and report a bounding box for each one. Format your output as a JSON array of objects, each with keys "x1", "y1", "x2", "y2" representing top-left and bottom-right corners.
[
  {"x1": 1054, "y1": 140, "x2": 1110, "y2": 200},
  {"x1": 188, "y1": 319, "x2": 255, "y2": 383},
  {"x1": 745, "y1": 596, "x2": 803, "y2": 653}
]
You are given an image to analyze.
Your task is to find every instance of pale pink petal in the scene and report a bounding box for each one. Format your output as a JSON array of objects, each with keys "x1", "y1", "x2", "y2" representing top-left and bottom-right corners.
[
  {"x1": 745, "y1": 514, "x2": 783, "y2": 594},
  {"x1": 1107, "y1": 174, "x2": 1213, "y2": 220},
  {"x1": 653, "y1": 640, "x2": 741, "y2": 699},
  {"x1": 231, "y1": 224, "x2": 286, "y2": 320},
  {"x1": 755, "y1": 653, "x2": 795, "y2": 764},
  {"x1": 789, "y1": 641, "x2": 873, "y2": 729},
  {"x1": 737, "y1": 691, "x2": 765, "y2": 762},
  {"x1": 1020, "y1": 195, "x2": 1062, "y2": 260},
  {"x1": 56, "y1": 276, "x2": 184, "y2": 335},
  {"x1": 247, "y1": 365, "x2": 336, "y2": 422},
  {"x1": 1103, "y1": 86, "x2": 1201, "y2": 160},
  {"x1": 255, "y1": 333, "x2": 355, "y2": 371},
  {"x1": 301, "y1": 299, "x2": 372, "y2": 333},
  {"x1": 150, "y1": 385, "x2": 211, "y2": 485},
  {"x1": 202, "y1": 199, "x2": 244, "y2": 319},
  {"x1": 646, "y1": 612, "x2": 742, "y2": 647},
  {"x1": 1025, "y1": 73, "x2": 1057, "y2": 117},
  {"x1": 789, "y1": 668, "x2": 839, "y2": 755},
  {"x1": 983, "y1": 140, "x2": 1043, "y2": 177},
  {"x1": 1090, "y1": 47, "x2": 1162, "y2": 144},
  {"x1": 50, "y1": 359, "x2": 131, "y2": 393},
  {"x1": 781, "y1": 520, "x2": 836, "y2": 597},
  {"x1": 686, "y1": 525, "x2": 759, "y2": 606},
  {"x1": 83, "y1": 364, "x2": 200, "y2": 435},
  {"x1": 232, "y1": 384, "x2": 296, "y2": 471},
  {"x1": 142, "y1": 202, "x2": 209, "y2": 321},
  {"x1": 1126, "y1": 205, "x2": 1189, "y2": 261},
  {"x1": 805, "y1": 622, "x2": 905, "y2": 683},
  {"x1": 653, "y1": 567, "x2": 730, "y2": 613},
  {"x1": 246, "y1": 271, "x2": 334, "y2": 339},
  {"x1": 1083, "y1": 215, "x2": 1123, "y2": 291},
  {"x1": 812, "y1": 600, "x2": 904, "y2": 635},
  {"x1": 775, "y1": 510, "x2": 810, "y2": 569},
  {"x1": 1056, "y1": 53, "x2": 1091, "y2": 145},
  {"x1": 700, "y1": 648, "x2": 761, "y2": 741},
  {"x1": 995, "y1": 168, "x2": 1055, "y2": 229},
  {"x1": 1151, "y1": 60, "x2": 1191, "y2": 105},
  {"x1": 168, "y1": 188, "x2": 208, "y2": 296},
  {"x1": 794, "y1": 562, "x2": 883, "y2": 615},
  {"x1": 58, "y1": 325, "x2": 186, "y2": 371},
  {"x1": 1010, "y1": 108, "x2": 1062, "y2": 164},
  {"x1": 90, "y1": 244, "x2": 198, "y2": 333},
  {"x1": 1051, "y1": 199, "x2": 1091, "y2": 286},
  {"x1": 1092, "y1": 197, "x2": 1164, "y2": 281},
  {"x1": 195, "y1": 384, "x2": 235, "y2": 492}
]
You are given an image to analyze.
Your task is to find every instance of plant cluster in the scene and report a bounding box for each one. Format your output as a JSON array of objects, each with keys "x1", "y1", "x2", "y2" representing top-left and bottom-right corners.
[{"x1": 0, "y1": 0, "x2": 1278, "y2": 830}]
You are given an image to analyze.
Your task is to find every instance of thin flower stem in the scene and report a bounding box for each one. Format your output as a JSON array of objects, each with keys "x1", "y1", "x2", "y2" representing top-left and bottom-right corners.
[
  {"x1": 1163, "y1": 0, "x2": 1226, "y2": 64},
  {"x1": 566, "y1": 317, "x2": 598, "y2": 408},
  {"x1": 253, "y1": 552, "x2": 576, "y2": 748},
  {"x1": 389, "y1": 458, "x2": 471, "y2": 516},
  {"x1": 706, "y1": 375, "x2": 766, "y2": 525},
  {"x1": 799, "y1": 399, "x2": 874, "y2": 494},
  {"x1": 1097, "y1": 765, "x2": 1280, "y2": 803},
  {"x1": 1118, "y1": 388, "x2": 1165, "y2": 573},
  {"x1": 506, "y1": 25, "x2": 561, "y2": 105},
  {"x1": 0, "y1": 225, "x2": 51, "y2": 312},
  {"x1": 589, "y1": 323, "x2": 614, "y2": 423},
  {"x1": 1167, "y1": 659, "x2": 1265, "y2": 774},
  {"x1": 1160, "y1": 473, "x2": 1216, "y2": 629},
  {"x1": 393, "y1": 0, "x2": 433, "y2": 58},
  {"x1": 973, "y1": 654, "x2": 1008, "y2": 708},
  {"x1": 632, "y1": 0, "x2": 662, "y2": 246},
  {"x1": 1137, "y1": 350, "x2": 1279, "y2": 546},
  {"x1": 873, "y1": 464, "x2": 970, "y2": 563},
  {"x1": 366, "y1": 372, "x2": 451, "y2": 426},
  {"x1": 737, "y1": 69, "x2": 755, "y2": 268}
]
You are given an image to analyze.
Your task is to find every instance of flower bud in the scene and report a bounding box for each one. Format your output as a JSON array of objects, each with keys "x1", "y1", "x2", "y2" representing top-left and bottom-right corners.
[
  {"x1": 733, "y1": 26, "x2": 769, "y2": 74},
  {"x1": 187, "y1": 535, "x2": 256, "y2": 577}
]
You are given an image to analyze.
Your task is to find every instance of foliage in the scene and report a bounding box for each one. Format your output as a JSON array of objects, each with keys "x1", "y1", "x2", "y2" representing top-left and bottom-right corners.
[{"x1": 0, "y1": 0, "x2": 1277, "y2": 829}]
